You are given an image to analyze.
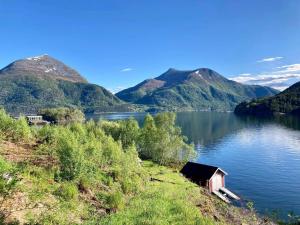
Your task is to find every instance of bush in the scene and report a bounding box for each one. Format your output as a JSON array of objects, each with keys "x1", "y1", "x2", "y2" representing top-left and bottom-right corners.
[
  {"x1": 0, "y1": 109, "x2": 32, "y2": 143},
  {"x1": 56, "y1": 131, "x2": 84, "y2": 181},
  {"x1": 40, "y1": 107, "x2": 85, "y2": 124},
  {"x1": 0, "y1": 157, "x2": 19, "y2": 222},
  {"x1": 106, "y1": 190, "x2": 125, "y2": 210},
  {"x1": 12, "y1": 116, "x2": 32, "y2": 142},
  {"x1": 54, "y1": 182, "x2": 78, "y2": 201},
  {"x1": 100, "y1": 118, "x2": 139, "y2": 149}
]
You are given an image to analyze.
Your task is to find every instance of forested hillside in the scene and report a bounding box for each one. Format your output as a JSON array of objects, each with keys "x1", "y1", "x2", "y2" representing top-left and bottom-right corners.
[{"x1": 235, "y1": 82, "x2": 300, "y2": 117}]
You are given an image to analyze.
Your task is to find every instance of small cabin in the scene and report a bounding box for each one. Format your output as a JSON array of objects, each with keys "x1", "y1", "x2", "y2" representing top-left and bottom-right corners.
[
  {"x1": 26, "y1": 115, "x2": 43, "y2": 123},
  {"x1": 181, "y1": 162, "x2": 240, "y2": 203},
  {"x1": 23, "y1": 115, "x2": 50, "y2": 125},
  {"x1": 180, "y1": 162, "x2": 227, "y2": 193}
]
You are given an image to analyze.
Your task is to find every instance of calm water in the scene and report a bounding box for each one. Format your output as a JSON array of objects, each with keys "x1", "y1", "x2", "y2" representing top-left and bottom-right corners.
[{"x1": 88, "y1": 112, "x2": 300, "y2": 218}]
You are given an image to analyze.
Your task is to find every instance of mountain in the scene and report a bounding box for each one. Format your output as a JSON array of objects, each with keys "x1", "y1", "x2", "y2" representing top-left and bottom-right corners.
[
  {"x1": 235, "y1": 81, "x2": 300, "y2": 117},
  {"x1": 116, "y1": 68, "x2": 279, "y2": 111},
  {"x1": 0, "y1": 55, "x2": 132, "y2": 114},
  {"x1": 0, "y1": 54, "x2": 87, "y2": 83}
]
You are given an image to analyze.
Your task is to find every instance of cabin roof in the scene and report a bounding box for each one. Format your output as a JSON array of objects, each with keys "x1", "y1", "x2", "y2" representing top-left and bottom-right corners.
[{"x1": 180, "y1": 162, "x2": 227, "y2": 182}]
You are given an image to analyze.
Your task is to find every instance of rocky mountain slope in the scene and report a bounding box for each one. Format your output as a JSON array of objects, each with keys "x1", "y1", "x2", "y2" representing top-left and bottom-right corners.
[{"x1": 0, "y1": 54, "x2": 87, "y2": 83}]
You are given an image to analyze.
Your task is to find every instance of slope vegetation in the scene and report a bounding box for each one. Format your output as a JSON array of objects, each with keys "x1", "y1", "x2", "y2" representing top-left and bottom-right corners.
[{"x1": 235, "y1": 82, "x2": 300, "y2": 117}]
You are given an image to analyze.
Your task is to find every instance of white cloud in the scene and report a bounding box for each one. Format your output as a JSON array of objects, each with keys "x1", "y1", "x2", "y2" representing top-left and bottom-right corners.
[
  {"x1": 108, "y1": 86, "x2": 126, "y2": 94},
  {"x1": 238, "y1": 73, "x2": 252, "y2": 76},
  {"x1": 121, "y1": 68, "x2": 133, "y2": 72},
  {"x1": 230, "y1": 63, "x2": 300, "y2": 91},
  {"x1": 276, "y1": 64, "x2": 300, "y2": 73},
  {"x1": 257, "y1": 56, "x2": 283, "y2": 63}
]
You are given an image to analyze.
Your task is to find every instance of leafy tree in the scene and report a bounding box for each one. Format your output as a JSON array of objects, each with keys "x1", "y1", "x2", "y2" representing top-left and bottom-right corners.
[
  {"x1": 138, "y1": 113, "x2": 195, "y2": 167},
  {"x1": 100, "y1": 118, "x2": 140, "y2": 149},
  {"x1": 56, "y1": 129, "x2": 84, "y2": 181},
  {"x1": 40, "y1": 107, "x2": 85, "y2": 124}
]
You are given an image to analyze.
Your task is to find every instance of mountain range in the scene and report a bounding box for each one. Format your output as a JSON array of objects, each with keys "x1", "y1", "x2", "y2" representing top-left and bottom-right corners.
[
  {"x1": 0, "y1": 55, "x2": 280, "y2": 114},
  {"x1": 116, "y1": 68, "x2": 278, "y2": 111},
  {"x1": 235, "y1": 81, "x2": 300, "y2": 117},
  {"x1": 0, "y1": 55, "x2": 133, "y2": 114}
]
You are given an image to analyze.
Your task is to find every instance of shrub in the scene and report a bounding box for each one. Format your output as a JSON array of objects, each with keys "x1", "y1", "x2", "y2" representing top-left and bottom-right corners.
[
  {"x1": 54, "y1": 182, "x2": 78, "y2": 201},
  {"x1": 106, "y1": 190, "x2": 125, "y2": 210},
  {"x1": 56, "y1": 130, "x2": 84, "y2": 181},
  {"x1": 0, "y1": 109, "x2": 32, "y2": 142},
  {"x1": 0, "y1": 157, "x2": 19, "y2": 221},
  {"x1": 40, "y1": 107, "x2": 85, "y2": 124},
  {"x1": 100, "y1": 118, "x2": 140, "y2": 150},
  {"x1": 12, "y1": 116, "x2": 32, "y2": 142}
]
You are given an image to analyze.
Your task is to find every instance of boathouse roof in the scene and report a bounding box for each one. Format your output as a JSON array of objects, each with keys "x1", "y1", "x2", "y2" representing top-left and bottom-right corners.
[{"x1": 180, "y1": 162, "x2": 227, "y2": 181}]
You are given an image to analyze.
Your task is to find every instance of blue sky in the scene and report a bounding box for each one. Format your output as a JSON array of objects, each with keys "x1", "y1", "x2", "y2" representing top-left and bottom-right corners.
[{"x1": 1, "y1": 0, "x2": 300, "y2": 92}]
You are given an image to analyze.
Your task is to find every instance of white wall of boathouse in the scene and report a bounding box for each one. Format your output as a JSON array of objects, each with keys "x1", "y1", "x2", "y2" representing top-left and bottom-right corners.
[{"x1": 210, "y1": 171, "x2": 224, "y2": 192}]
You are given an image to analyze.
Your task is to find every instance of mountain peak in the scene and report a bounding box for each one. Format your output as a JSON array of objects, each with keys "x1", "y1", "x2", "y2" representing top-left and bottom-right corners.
[
  {"x1": 116, "y1": 67, "x2": 279, "y2": 111},
  {"x1": 0, "y1": 55, "x2": 87, "y2": 83},
  {"x1": 26, "y1": 54, "x2": 49, "y2": 61}
]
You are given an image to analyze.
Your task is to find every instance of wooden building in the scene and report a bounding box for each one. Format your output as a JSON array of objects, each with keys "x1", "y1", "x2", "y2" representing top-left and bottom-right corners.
[
  {"x1": 23, "y1": 115, "x2": 50, "y2": 125},
  {"x1": 180, "y1": 162, "x2": 227, "y2": 193},
  {"x1": 180, "y1": 162, "x2": 239, "y2": 202}
]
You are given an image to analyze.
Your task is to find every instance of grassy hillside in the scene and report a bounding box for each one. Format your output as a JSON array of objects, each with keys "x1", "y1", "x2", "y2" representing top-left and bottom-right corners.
[
  {"x1": 235, "y1": 82, "x2": 300, "y2": 117},
  {"x1": 117, "y1": 68, "x2": 278, "y2": 111},
  {"x1": 0, "y1": 109, "x2": 277, "y2": 225}
]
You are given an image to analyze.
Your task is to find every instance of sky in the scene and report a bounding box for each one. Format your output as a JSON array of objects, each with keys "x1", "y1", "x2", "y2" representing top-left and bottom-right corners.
[{"x1": 1, "y1": 0, "x2": 300, "y2": 92}]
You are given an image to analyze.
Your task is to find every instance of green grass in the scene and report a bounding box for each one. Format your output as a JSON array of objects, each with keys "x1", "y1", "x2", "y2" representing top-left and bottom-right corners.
[{"x1": 97, "y1": 161, "x2": 220, "y2": 225}]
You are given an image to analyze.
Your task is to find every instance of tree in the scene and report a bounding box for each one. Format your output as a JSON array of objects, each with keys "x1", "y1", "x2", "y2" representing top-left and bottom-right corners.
[
  {"x1": 40, "y1": 107, "x2": 85, "y2": 124},
  {"x1": 100, "y1": 118, "x2": 140, "y2": 150},
  {"x1": 56, "y1": 130, "x2": 84, "y2": 181},
  {"x1": 138, "y1": 113, "x2": 195, "y2": 167}
]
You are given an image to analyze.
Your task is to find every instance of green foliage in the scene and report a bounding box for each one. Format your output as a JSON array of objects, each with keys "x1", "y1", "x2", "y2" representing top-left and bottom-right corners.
[
  {"x1": 56, "y1": 129, "x2": 84, "y2": 181},
  {"x1": 98, "y1": 161, "x2": 217, "y2": 225},
  {"x1": 0, "y1": 157, "x2": 18, "y2": 197},
  {"x1": 0, "y1": 108, "x2": 15, "y2": 139},
  {"x1": 54, "y1": 182, "x2": 79, "y2": 201},
  {"x1": 235, "y1": 81, "x2": 300, "y2": 117},
  {"x1": 106, "y1": 190, "x2": 125, "y2": 210},
  {"x1": 0, "y1": 157, "x2": 19, "y2": 222},
  {"x1": 101, "y1": 113, "x2": 196, "y2": 167},
  {"x1": 139, "y1": 113, "x2": 196, "y2": 166},
  {"x1": 40, "y1": 107, "x2": 85, "y2": 124},
  {"x1": 100, "y1": 118, "x2": 139, "y2": 149},
  {"x1": 0, "y1": 108, "x2": 32, "y2": 142},
  {"x1": 0, "y1": 75, "x2": 132, "y2": 115},
  {"x1": 12, "y1": 116, "x2": 32, "y2": 142}
]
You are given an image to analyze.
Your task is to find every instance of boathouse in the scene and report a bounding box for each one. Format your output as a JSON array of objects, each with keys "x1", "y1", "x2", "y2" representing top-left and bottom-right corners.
[
  {"x1": 180, "y1": 162, "x2": 239, "y2": 203},
  {"x1": 180, "y1": 162, "x2": 227, "y2": 192}
]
